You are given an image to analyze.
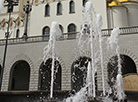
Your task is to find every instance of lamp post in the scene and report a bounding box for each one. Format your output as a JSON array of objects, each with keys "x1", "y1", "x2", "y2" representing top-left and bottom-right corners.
[
  {"x1": 22, "y1": 1, "x2": 32, "y2": 39},
  {"x1": 0, "y1": 0, "x2": 16, "y2": 90}
]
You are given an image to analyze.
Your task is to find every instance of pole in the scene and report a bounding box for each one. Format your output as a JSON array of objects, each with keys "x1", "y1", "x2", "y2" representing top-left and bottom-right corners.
[
  {"x1": 0, "y1": 12, "x2": 11, "y2": 90},
  {"x1": 23, "y1": 1, "x2": 32, "y2": 39},
  {"x1": 23, "y1": 11, "x2": 29, "y2": 37}
]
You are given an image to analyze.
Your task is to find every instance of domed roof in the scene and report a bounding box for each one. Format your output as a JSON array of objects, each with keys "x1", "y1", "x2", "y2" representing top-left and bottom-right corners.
[{"x1": 108, "y1": 0, "x2": 138, "y2": 7}]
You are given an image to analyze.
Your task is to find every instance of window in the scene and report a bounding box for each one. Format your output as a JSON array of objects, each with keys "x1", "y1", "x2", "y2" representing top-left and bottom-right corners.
[
  {"x1": 9, "y1": 61, "x2": 30, "y2": 91},
  {"x1": 42, "y1": 26, "x2": 50, "y2": 35},
  {"x1": 39, "y1": 58, "x2": 62, "y2": 90},
  {"x1": 0, "y1": 65, "x2": 1, "y2": 79},
  {"x1": 16, "y1": 29, "x2": 20, "y2": 38},
  {"x1": 59, "y1": 25, "x2": 63, "y2": 33},
  {"x1": 68, "y1": 23, "x2": 76, "y2": 39},
  {"x1": 83, "y1": 0, "x2": 88, "y2": 6},
  {"x1": 107, "y1": 54, "x2": 137, "y2": 88},
  {"x1": 71, "y1": 56, "x2": 97, "y2": 92},
  {"x1": 45, "y1": 4, "x2": 50, "y2": 16},
  {"x1": 69, "y1": 1, "x2": 75, "y2": 13},
  {"x1": 68, "y1": 23, "x2": 76, "y2": 33},
  {"x1": 57, "y1": 3, "x2": 62, "y2": 15}
]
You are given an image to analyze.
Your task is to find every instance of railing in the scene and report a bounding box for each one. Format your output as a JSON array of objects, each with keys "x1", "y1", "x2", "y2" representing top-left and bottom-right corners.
[
  {"x1": 102, "y1": 26, "x2": 138, "y2": 36},
  {"x1": 0, "y1": 26, "x2": 138, "y2": 45},
  {"x1": 0, "y1": 32, "x2": 77, "y2": 45}
]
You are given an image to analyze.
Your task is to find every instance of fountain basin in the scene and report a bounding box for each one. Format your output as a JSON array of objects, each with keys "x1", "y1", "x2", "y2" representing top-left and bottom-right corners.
[
  {"x1": 0, "y1": 90, "x2": 70, "y2": 102},
  {"x1": 87, "y1": 97, "x2": 104, "y2": 102}
]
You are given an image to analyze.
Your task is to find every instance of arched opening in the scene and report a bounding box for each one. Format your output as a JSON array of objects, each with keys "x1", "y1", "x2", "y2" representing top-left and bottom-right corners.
[
  {"x1": 45, "y1": 4, "x2": 50, "y2": 17},
  {"x1": 59, "y1": 24, "x2": 63, "y2": 33},
  {"x1": 42, "y1": 26, "x2": 50, "y2": 40},
  {"x1": 68, "y1": 23, "x2": 76, "y2": 33},
  {"x1": 83, "y1": 0, "x2": 88, "y2": 6},
  {"x1": 16, "y1": 29, "x2": 20, "y2": 38},
  {"x1": 9, "y1": 60, "x2": 30, "y2": 91},
  {"x1": 69, "y1": 1, "x2": 75, "y2": 13},
  {"x1": 107, "y1": 54, "x2": 137, "y2": 87},
  {"x1": 0, "y1": 65, "x2": 1, "y2": 79},
  {"x1": 71, "y1": 56, "x2": 97, "y2": 92},
  {"x1": 57, "y1": 2, "x2": 62, "y2": 15},
  {"x1": 42, "y1": 26, "x2": 50, "y2": 35},
  {"x1": 68, "y1": 23, "x2": 76, "y2": 39},
  {"x1": 39, "y1": 58, "x2": 62, "y2": 90}
]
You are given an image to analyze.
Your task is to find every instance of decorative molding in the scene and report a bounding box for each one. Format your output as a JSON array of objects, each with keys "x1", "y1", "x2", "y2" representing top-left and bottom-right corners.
[
  {"x1": 36, "y1": 54, "x2": 65, "y2": 72},
  {"x1": 104, "y1": 48, "x2": 138, "y2": 73},
  {"x1": 36, "y1": 54, "x2": 66, "y2": 89},
  {"x1": 68, "y1": 50, "x2": 91, "y2": 71},
  {"x1": 8, "y1": 53, "x2": 34, "y2": 72}
]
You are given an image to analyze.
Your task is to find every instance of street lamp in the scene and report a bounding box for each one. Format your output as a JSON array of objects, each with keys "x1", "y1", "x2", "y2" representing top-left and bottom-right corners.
[
  {"x1": 0, "y1": 0, "x2": 16, "y2": 90},
  {"x1": 22, "y1": 1, "x2": 32, "y2": 39}
]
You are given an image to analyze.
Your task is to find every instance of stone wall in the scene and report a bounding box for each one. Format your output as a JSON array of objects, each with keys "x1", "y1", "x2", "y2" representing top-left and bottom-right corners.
[{"x1": 0, "y1": 33, "x2": 138, "y2": 92}]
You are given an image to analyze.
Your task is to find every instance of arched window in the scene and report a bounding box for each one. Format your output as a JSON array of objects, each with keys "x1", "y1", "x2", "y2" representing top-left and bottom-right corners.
[
  {"x1": 42, "y1": 26, "x2": 50, "y2": 35},
  {"x1": 16, "y1": 29, "x2": 20, "y2": 38},
  {"x1": 68, "y1": 23, "x2": 76, "y2": 33},
  {"x1": 0, "y1": 65, "x2": 1, "y2": 79},
  {"x1": 107, "y1": 54, "x2": 137, "y2": 88},
  {"x1": 8, "y1": 60, "x2": 30, "y2": 91},
  {"x1": 59, "y1": 25, "x2": 63, "y2": 33},
  {"x1": 39, "y1": 58, "x2": 62, "y2": 90},
  {"x1": 57, "y1": 3, "x2": 62, "y2": 15},
  {"x1": 69, "y1": 1, "x2": 75, "y2": 13},
  {"x1": 68, "y1": 23, "x2": 76, "y2": 39},
  {"x1": 71, "y1": 56, "x2": 97, "y2": 92},
  {"x1": 83, "y1": 0, "x2": 88, "y2": 6},
  {"x1": 45, "y1": 4, "x2": 50, "y2": 16}
]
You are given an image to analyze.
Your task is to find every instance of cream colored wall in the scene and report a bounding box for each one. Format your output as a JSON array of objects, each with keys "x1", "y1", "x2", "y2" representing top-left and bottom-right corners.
[
  {"x1": 107, "y1": 2, "x2": 138, "y2": 28},
  {"x1": 0, "y1": 0, "x2": 138, "y2": 38},
  {"x1": 29, "y1": 0, "x2": 82, "y2": 36},
  {"x1": 122, "y1": 2, "x2": 138, "y2": 26},
  {"x1": 0, "y1": 0, "x2": 109, "y2": 38},
  {"x1": 29, "y1": 0, "x2": 108, "y2": 36},
  {"x1": 108, "y1": 6, "x2": 129, "y2": 28},
  {"x1": 91, "y1": 0, "x2": 108, "y2": 28}
]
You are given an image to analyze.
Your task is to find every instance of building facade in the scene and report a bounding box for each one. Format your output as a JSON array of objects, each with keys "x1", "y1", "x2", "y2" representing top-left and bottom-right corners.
[{"x1": 0, "y1": 0, "x2": 138, "y2": 93}]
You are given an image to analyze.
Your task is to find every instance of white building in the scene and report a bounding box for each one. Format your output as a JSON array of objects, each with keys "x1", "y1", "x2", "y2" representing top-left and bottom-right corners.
[
  {"x1": 0, "y1": 0, "x2": 138, "y2": 95},
  {"x1": 0, "y1": 0, "x2": 137, "y2": 38}
]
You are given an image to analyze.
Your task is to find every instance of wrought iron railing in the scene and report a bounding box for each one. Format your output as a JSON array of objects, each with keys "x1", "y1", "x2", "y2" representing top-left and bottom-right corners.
[{"x1": 0, "y1": 26, "x2": 138, "y2": 45}]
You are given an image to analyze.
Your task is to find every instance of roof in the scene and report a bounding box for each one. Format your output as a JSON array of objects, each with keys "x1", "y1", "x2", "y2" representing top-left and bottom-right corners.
[{"x1": 108, "y1": 0, "x2": 138, "y2": 7}]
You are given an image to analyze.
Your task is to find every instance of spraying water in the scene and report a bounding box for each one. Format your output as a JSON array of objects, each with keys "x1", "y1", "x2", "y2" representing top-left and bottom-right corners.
[
  {"x1": 76, "y1": 1, "x2": 106, "y2": 100},
  {"x1": 43, "y1": 21, "x2": 61, "y2": 99},
  {"x1": 66, "y1": 1, "x2": 126, "y2": 102},
  {"x1": 65, "y1": 83, "x2": 91, "y2": 102},
  {"x1": 107, "y1": 27, "x2": 126, "y2": 101},
  {"x1": 95, "y1": 13, "x2": 105, "y2": 96},
  {"x1": 86, "y1": 62, "x2": 93, "y2": 97},
  {"x1": 85, "y1": 1, "x2": 96, "y2": 98}
]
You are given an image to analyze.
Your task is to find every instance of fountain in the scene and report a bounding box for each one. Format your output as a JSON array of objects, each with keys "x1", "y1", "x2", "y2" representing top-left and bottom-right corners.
[
  {"x1": 65, "y1": 1, "x2": 126, "y2": 102},
  {"x1": 107, "y1": 27, "x2": 126, "y2": 101},
  {"x1": 43, "y1": 21, "x2": 62, "y2": 101},
  {"x1": 42, "y1": 1, "x2": 126, "y2": 102}
]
